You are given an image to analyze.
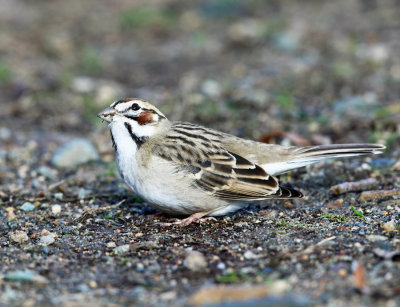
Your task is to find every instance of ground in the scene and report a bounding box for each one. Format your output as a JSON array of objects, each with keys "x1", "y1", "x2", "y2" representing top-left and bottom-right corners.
[{"x1": 0, "y1": 0, "x2": 399, "y2": 306}]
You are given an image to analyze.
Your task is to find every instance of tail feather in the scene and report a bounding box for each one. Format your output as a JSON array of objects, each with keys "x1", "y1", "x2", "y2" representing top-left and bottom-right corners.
[
  {"x1": 262, "y1": 143, "x2": 385, "y2": 175},
  {"x1": 294, "y1": 144, "x2": 385, "y2": 157}
]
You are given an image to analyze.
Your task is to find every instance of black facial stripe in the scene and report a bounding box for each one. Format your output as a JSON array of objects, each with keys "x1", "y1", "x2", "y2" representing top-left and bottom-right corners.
[
  {"x1": 110, "y1": 131, "x2": 117, "y2": 150},
  {"x1": 124, "y1": 122, "x2": 148, "y2": 148},
  {"x1": 125, "y1": 115, "x2": 139, "y2": 121}
]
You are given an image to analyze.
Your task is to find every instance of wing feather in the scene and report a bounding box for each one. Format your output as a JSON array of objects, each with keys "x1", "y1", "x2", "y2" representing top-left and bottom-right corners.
[{"x1": 152, "y1": 123, "x2": 303, "y2": 200}]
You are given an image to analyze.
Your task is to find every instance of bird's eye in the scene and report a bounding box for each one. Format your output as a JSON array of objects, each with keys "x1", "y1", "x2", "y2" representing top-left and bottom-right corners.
[{"x1": 131, "y1": 103, "x2": 141, "y2": 111}]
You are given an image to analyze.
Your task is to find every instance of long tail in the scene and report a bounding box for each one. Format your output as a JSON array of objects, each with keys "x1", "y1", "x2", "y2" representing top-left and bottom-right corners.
[{"x1": 262, "y1": 144, "x2": 386, "y2": 175}]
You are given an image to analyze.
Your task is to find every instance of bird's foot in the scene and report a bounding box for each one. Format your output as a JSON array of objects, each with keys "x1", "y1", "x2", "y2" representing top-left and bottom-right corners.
[{"x1": 161, "y1": 212, "x2": 217, "y2": 227}]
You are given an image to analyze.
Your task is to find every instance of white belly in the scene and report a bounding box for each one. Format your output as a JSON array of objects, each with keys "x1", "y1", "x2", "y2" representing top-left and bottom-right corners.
[{"x1": 110, "y1": 121, "x2": 242, "y2": 216}]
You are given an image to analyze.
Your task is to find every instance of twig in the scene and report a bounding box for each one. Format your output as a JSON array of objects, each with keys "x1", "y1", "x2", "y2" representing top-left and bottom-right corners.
[
  {"x1": 352, "y1": 261, "x2": 370, "y2": 294},
  {"x1": 331, "y1": 178, "x2": 378, "y2": 195},
  {"x1": 43, "y1": 179, "x2": 68, "y2": 194},
  {"x1": 359, "y1": 189, "x2": 400, "y2": 202},
  {"x1": 288, "y1": 236, "x2": 337, "y2": 257},
  {"x1": 72, "y1": 200, "x2": 126, "y2": 223}
]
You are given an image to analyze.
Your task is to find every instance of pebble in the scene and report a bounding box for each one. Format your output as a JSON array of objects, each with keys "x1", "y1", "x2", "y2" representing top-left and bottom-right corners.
[
  {"x1": 243, "y1": 250, "x2": 261, "y2": 260},
  {"x1": 356, "y1": 43, "x2": 389, "y2": 62},
  {"x1": 338, "y1": 268, "x2": 347, "y2": 277},
  {"x1": 113, "y1": 244, "x2": 130, "y2": 255},
  {"x1": 39, "y1": 235, "x2": 55, "y2": 246},
  {"x1": 95, "y1": 84, "x2": 122, "y2": 103},
  {"x1": 366, "y1": 235, "x2": 388, "y2": 242},
  {"x1": 39, "y1": 229, "x2": 56, "y2": 246},
  {"x1": 227, "y1": 19, "x2": 264, "y2": 44},
  {"x1": 160, "y1": 291, "x2": 177, "y2": 301},
  {"x1": 20, "y1": 202, "x2": 35, "y2": 212},
  {"x1": 6, "y1": 207, "x2": 16, "y2": 220},
  {"x1": 201, "y1": 79, "x2": 221, "y2": 98},
  {"x1": 54, "y1": 192, "x2": 63, "y2": 200},
  {"x1": 37, "y1": 166, "x2": 57, "y2": 180},
  {"x1": 273, "y1": 31, "x2": 300, "y2": 52},
  {"x1": 217, "y1": 262, "x2": 226, "y2": 270},
  {"x1": 383, "y1": 220, "x2": 398, "y2": 232},
  {"x1": 71, "y1": 76, "x2": 96, "y2": 93},
  {"x1": 9, "y1": 231, "x2": 29, "y2": 243},
  {"x1": 184, "y1": 250, "x2": 207, "y2": 272},
  {"x1": 0, "y1": 127, "x2": 11, "y2": 140},
  {"x1": 51, "y1": 138, "x2": 99, "y2": 168},
  {"x1": 51, "y1": 204, "x2": 62, "y2": 215},
  {"x1": 4, "y1": 270, "x2": 48, "y2": 285},
  {"x1": 77, "y1": 188, "x2": 87, "y2": 199},
  {"x1": 107, "y1": 241, "x2": 117, "y2": 248}
]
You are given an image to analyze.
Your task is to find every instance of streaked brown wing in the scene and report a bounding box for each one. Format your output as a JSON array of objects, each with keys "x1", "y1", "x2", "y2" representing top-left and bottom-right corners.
[
  {"x1": 153, "y1": 123, "x2": 303, "y2": 200},
  {"x1": 207, "y1": 151, "x2": 302, "y2": 200}
]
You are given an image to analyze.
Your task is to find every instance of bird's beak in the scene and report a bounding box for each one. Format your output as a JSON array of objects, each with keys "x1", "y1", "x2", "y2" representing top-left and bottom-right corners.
[{"x1": 97, "y1": 106, "x2": 116, "y2": 123}]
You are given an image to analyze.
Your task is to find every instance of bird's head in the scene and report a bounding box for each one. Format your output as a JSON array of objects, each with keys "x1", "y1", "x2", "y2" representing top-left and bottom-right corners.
[{"x1": 97, "y1": 98, "x2": 169, "y2": 139}]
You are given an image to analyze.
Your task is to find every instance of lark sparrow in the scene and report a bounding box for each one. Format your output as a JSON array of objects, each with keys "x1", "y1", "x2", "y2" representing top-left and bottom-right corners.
[{"x1": 97, "y1": 98, "x2": 385, "y2": 226}]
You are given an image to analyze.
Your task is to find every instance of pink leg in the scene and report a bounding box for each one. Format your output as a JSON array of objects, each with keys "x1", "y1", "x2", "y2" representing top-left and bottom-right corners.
[{"x1": 162, "y1": 212, "x2": 217, "y2": 227}]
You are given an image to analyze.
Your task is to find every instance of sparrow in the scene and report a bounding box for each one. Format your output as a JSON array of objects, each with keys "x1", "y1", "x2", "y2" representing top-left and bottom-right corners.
[{"x1": 97, "y1": 98, "x2": 385, "y2": 226}]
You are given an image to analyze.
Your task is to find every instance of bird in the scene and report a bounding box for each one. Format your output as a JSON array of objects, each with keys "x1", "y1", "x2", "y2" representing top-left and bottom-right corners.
[{"x1": 97, "y1": 98, "x2": 385, "y2": 226}]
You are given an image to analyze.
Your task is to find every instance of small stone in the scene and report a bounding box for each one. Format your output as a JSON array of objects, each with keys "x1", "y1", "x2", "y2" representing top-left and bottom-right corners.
[
  {"x1": 228, "y1": 19, "x2": 264, "y2": 44},
  {"x1": 89, "y1": 280, "x2": 97, "y2": 288},
  {"x1": 113, "y1": 244, "x2": 130, "y2": 255},
  {"x1": 51, "y1": 204, "x2": 61, "y2": 215},
  {"x1": 39, "y1": 235, "x2": 55, "y2": 246},
  {"x1": 6, "y1": 207, "x2": 16, "y2": 220},
  {"x1": 20, "y1": 202, "x2": 35, "y2": 212},
  {"x1": 95, "y1": 84, "x2": 122, "y2": 103},
  {"x1": 9, "y1": 231, "x2": 29, "y2": 243},
  {"x1": 37, "y1": 166, "x2": 57, "y2": 180},
  {"x1": 217, "y1": 262, "x2": 226, "y2": 270},
  {"x1": 160, "y1": 291, "x2": 177, "y2": 301},
  {"x1": 54, "y1": 192, "x2": 63, "y2": 200},
  {"x1": 107, "y1": 241, "x2": 116, "y2": 248},
  {"x1": 39, "y1": 229, "x2": 56, "y2": 246},
  {"x1": 243, "y1": 250, "x2": 261, "y2": 260},
  {"x1": 0, "y1": 127, "x2": 11, "y2": 140},
  {"x1": 71, "y1": 76, "x2": 96, "y2": 93},
  {"x1": 273, "y1": 31, "x2": 300, "y2": 52},
  {"x1": 136, "y1": 263, "x2": 145, "y2": 272},
  {"x1": 77, "y1": 188, "x2": 87, "y2": 199},
  {"x1": 201, "y1": 79, "x2": 221, "y2": 98},
  {"x1": 383, "y1": 220, "x2": 398, "y2": 232},
  {"x1": 4, "y1": 270, "x2": 48, "y2": 285},
  {"x1": 366, "y1": 235, "x2": 388, "y2": 242},
  {"x1": 76, "y1": 283, "x2": 90, "y2": 292},
  {"x1": 184, "y1": 250, "x2": 207, "y2": 272},
  {"x1": 338, "y1": 268, "x2": 347, "y2": 277},
  {"x1": 51, "y1": 138, "x2": 99, "y2": 169}
]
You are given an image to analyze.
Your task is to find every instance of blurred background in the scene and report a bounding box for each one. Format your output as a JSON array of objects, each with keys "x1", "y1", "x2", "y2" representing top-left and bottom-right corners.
[
  {"x1": 1, "y1": 0, "x2": 399, "y2": 192},
  {"x1": 0, "y1": 0, "x2": 399, "y2": 188}
]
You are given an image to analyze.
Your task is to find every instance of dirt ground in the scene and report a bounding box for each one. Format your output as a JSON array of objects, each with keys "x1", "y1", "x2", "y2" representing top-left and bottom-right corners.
[{"x1": 0, "y1": 0, "x2": 399, "y2": 306}]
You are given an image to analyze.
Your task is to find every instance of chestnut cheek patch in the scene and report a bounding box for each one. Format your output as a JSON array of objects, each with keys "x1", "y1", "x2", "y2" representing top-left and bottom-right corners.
[{"x1": 137, "y1": 111, "x2": 154, "y2": 125}]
